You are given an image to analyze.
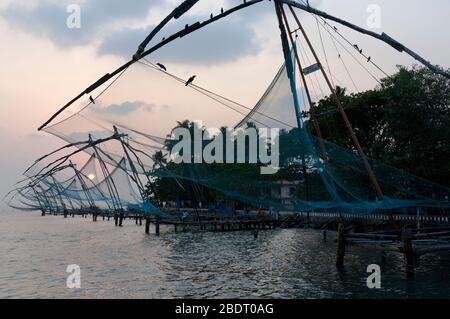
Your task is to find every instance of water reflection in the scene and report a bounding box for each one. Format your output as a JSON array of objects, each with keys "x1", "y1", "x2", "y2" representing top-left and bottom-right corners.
[{"x1": 1, "y1": 210, "x2": 450, "y2": 298}]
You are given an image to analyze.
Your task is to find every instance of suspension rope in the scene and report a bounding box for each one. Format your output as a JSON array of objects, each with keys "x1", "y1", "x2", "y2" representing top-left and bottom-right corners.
[
  {"x1": 139, "y1": 59, "x2": 296, "y2": 129},
  {"x1": 298, "y1": 0, "x2": 389, "y2": 79}
]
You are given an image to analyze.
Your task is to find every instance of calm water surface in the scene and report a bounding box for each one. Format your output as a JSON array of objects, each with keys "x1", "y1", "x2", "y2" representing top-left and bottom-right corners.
[{"x1": 1, "y1": 209, "x2": 450, "y2": 299}]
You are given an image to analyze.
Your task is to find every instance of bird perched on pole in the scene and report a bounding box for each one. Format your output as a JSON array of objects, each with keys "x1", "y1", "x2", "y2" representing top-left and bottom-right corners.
[
  {"x1": 185, "y1": 75, "x2": 196, "y2": 86},
  {"x1": 89, "y1": 96, "x2": 95, "y2": 104},
  {"x1": 156, "y1": 63, "x2": 167, "y2": 71}
]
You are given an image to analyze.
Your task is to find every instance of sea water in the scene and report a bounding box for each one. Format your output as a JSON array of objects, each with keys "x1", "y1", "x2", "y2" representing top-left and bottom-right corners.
[{"x1": 1, "y1": 209, "x2": 450, "y2": 299}]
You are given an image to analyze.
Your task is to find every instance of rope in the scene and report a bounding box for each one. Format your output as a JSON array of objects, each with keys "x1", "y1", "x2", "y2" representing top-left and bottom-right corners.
[
  {"x1": 138, "y1": 59, "x2": 296, "y2": 129},
  {"x1": 298, "y1": 0, "x2": 389, "y2": 78}
]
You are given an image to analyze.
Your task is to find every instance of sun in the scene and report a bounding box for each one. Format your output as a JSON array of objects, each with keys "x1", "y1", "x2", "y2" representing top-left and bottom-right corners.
[{"x1": 87, "y1": 173, "x2": 95, "y2": 181}]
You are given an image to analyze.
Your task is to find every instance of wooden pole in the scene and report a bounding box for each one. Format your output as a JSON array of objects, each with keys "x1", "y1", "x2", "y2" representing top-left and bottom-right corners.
[
  {"x1": 336, "y1": 223, "x2": 346, "y2": 266},
  {"x1": 145, "y1": 218, "x2": 150, "y2": 234},
  {"x1": 416, "y1": 207, "x2": 421, "y2": 232},
  {"x1": 155, "y1": 219, "x2": 160, "y2": 236},
  {"x1": 119, "y1": 210, "x2": 124, "y2": 227},
  {"x1": 288, "y1": 5, "x2": 384, "y2": 201},
  {"x1": 402, "y1": 228, "x2": 415, "y2": 277}
]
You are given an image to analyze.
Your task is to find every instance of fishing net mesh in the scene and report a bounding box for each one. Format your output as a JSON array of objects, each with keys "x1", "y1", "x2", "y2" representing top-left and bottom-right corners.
[{"x1": 6, "y1": 47, "x2": 450, "y2": 216}]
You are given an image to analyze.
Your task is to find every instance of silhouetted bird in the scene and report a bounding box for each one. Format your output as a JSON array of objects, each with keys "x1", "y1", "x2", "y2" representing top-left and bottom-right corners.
[
  {"x1": 221, "y1": 8, "x2": 224, "y2": 14},
  {"x1": 156, "y1": 63, "x2": 167, "y2": 71},
  {"x1": 353, "y1": 44, "x2": 359, "y2": 50},
  {"x1": 367, "y1": 56, "x2": 371, "y2": 62},
  {"x1": 359, "y1": 49, "x2": 363, "y2": 54},
  {"x1": 185, "y1": 75, "x2": 196, "y2": 86},
  {"x1": 210, "y1": 13, "x2": 213, "y2": 19},
  {"x1": 89, "y1": 96, "x2": 95, "y2": 104}
]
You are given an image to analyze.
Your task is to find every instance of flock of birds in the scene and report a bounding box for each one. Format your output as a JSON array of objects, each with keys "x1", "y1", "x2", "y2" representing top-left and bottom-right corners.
[
  {"x1": 89, "y1": 63, "x2": 196, "y2": 104},
  {"x1": 155, "y1": 63, "x2": 196, "y2": 86}
]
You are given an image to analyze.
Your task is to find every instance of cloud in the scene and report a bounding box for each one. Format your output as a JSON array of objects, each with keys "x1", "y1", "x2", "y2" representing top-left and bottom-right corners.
[
  {"x1": 98, "y1": 13, "x2": 262, "y2": 65},
  {"x1": 92, "y1": 101, "x2": 154, "y2": 115},
  {"x1": 27, "y1": 133, "x2": 45, "y2": 140},
  {"x1": 2, "y1": 0, "x2": 265, "y2": 65},
  {"x1": 1, "y1": 0, "x2": 159, "y2": 47}
]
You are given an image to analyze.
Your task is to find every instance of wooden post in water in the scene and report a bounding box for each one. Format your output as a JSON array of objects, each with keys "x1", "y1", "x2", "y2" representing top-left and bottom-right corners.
[
  {"x1": 118, "y1": 210, "x2": 124, "y2": 227},
  {"x1": 416, "y1": 207, "x2": 421, "y2": 232},
  {"x1": 336, "y1": 223, "x2": 346, "y2": 266},
  {"x1": 145, "y1": 218, "x2": 150, "y2": 234},
  {"x1": 155, "y1": 219, "x2": 160, "y2": 236},
  {"x1": 402, "y1": 228, "x2": 415, "y2": 278}
]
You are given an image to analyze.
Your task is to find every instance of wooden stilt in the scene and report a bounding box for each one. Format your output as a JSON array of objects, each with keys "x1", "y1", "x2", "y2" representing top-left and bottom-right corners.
[
  {"x1": 145, "y1": 218, "x2": 150, "y2": 234},
  {"x1": 119, "y1": 211, "x2": 124, "y2": 227},
  {"x1": 402, "y1": 228, "x2": 415, "y2": 278},
  {"x1": 336, "y1": 223, "x2": 346, "y2": 266},
  {"x1": 155, "y1": 219, "x2": 160, "y2": 236}
]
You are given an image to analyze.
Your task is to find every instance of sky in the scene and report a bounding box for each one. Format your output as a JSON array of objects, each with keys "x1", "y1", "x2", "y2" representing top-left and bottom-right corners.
[{"x1": 0, "y1": 0, "x2": 449, "y2": 205}]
